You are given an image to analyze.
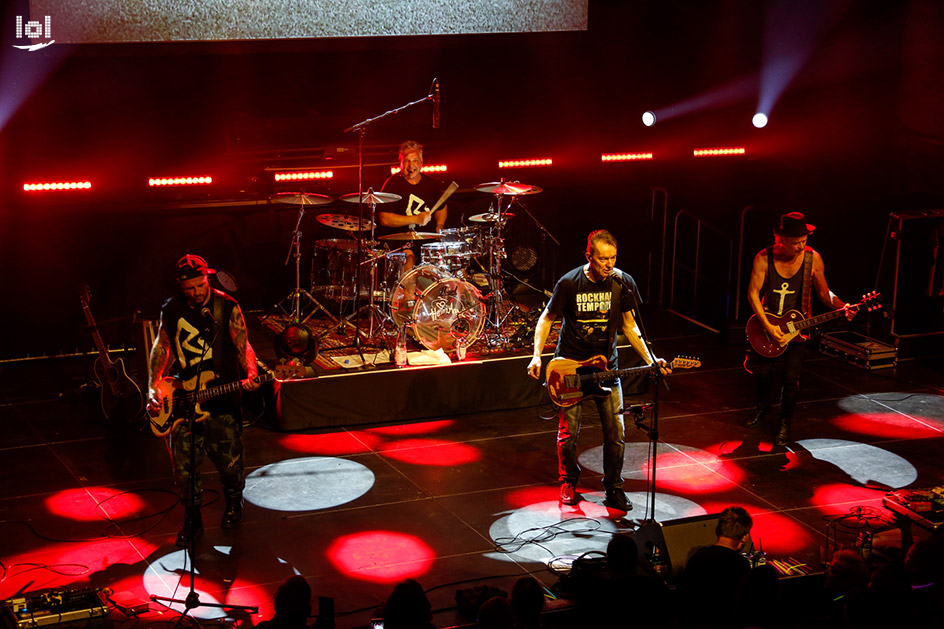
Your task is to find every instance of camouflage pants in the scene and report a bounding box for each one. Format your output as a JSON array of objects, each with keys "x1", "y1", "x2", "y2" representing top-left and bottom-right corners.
[{"x1": 172, "y1": 412, "x2": 245, "y2": 507}]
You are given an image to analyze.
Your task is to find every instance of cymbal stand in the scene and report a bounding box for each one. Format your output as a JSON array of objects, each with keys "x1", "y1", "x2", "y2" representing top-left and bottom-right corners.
[
  {"x1": 263, "y1": 207, "x2": 338, "y2": 327},
  {"x1": 479, "y1": 192, "x2": 516, "y2": 346}
]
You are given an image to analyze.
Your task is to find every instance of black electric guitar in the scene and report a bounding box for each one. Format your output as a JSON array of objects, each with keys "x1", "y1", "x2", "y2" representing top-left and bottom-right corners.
[
  {"x1": 746, "y1": 291, "x2": 882, "y2": 358},
  {"x1": 545, "y1": 355, "x2": 701, "y2": 408},
  {"x1": 80, "y1": 285, "x2": 144, "y2": 423},
  {"x1": 149, "y1": 364, "x2": 304, "y2": 437}
]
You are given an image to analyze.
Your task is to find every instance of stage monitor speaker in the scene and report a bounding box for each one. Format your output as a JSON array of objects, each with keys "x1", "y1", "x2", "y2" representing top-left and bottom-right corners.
[{"x1": 633, "y1": 513, "x2": 720, "y2": 579}]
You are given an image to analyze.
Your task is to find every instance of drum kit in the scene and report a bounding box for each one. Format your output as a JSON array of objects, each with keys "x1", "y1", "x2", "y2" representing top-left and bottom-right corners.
[{"x1": 273, "y1": 180, "x2": 543, "y2": 360}]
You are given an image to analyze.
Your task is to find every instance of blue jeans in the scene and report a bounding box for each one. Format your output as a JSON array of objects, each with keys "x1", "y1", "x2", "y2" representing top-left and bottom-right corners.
[{"x1": 557, "y1": 381, "x2": 625, "y2": 490}]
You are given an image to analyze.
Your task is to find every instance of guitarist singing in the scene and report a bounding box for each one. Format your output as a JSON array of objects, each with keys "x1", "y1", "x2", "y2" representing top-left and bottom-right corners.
[
  {"x1": 746, "y1": 213, "x2": 853, "y2": 446},
  {"x1": 147, "y1": 254, "x2": 260, "y2": 548},
  {"x1": 527, "y1": 230, "x2": 670, "y2": 511}
]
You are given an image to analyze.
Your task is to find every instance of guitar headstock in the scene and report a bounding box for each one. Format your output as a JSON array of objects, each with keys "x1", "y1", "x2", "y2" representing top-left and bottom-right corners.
[
  {"x1": 671, "y1": 356, "x2": 702, "y2": 369},
  {"x1": 859, "y1": 291, "x2": 882, "y2": 312}
]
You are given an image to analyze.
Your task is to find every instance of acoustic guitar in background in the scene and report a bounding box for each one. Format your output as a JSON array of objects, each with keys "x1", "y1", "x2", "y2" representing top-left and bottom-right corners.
[
  {"x1": 746, "y1": 291, "x2": 882, "y2": 358},
  {"x1": 80, "y1": 284, "x2": 144, "y2": 423}
]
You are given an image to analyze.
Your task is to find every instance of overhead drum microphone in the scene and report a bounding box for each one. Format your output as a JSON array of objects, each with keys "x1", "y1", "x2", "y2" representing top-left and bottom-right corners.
[{"x1": 432, "y1": 78, "x2": 440, "y2": 129}]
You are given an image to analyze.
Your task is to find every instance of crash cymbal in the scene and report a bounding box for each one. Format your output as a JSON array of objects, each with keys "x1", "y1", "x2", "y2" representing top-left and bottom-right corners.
[
  {"x1": 473, "y1": 181, "x2": 540, "y2": 196},
  {"x1": 314, "y1": 238, "x2": 359, "y2": 250},
  {"x1": 270, "y1": 192, "x2": 334, "y2": 206},
  {"x1": 316, "y1": 214, "x2": 373, "y2": 231},
  {"x1": 378, "y1": 231, "x2": 443, "y2": 241},
  {"x1": 340, "y1": 191, "x2": 402, "y2": 205},
  {"x1": 469, "y1": 212, "x2": 515, "y2": 223}
]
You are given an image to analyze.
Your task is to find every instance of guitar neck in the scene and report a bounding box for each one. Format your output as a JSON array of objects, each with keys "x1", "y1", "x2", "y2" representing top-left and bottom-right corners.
[
  {"x1": 81, "y1": 300, "x2": 113, "y2": 364},
  {"x1": 785, "y1": 303, "x2": 858, "y2": 332},
  {"x1": 585, "y1": 361, "x2": 668, "y2": 384},
  {"x1": 194, "y1": 372, "x2": 274, "y2": 403}
]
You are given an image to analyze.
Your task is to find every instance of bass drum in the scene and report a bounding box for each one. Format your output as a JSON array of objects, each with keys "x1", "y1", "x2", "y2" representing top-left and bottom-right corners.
[{"x1": 391, "y1": 265, "x2": 486, "y2": 353}]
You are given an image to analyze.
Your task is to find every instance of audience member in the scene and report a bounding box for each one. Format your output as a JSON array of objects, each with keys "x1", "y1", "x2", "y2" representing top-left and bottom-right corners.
[
  {"x1": 477, "y1": 595, "x2": 514, "y2": 629},
  {"x1": 510, "y1": 577, "x2": 544, "y2": 629},
  {"x1": 677, "y1": 506, "x2": 755, "y2": 628},
  {"x1": 381, "y1": 579, "x2": 436, "y2": 629},
  {"x1": 256, "y1": 575, "x2": 312, "y2": 629}
]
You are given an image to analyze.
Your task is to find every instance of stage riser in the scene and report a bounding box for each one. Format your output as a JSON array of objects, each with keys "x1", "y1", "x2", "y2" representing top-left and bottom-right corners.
[{"x1": 275, "y1": 354, "x2": 548, "y2": 429}]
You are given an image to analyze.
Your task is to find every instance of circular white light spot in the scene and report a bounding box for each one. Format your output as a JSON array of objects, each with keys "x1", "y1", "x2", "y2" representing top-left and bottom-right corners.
[{"x1": 245, "y1": 457, "x2": 374, "y2": 512}]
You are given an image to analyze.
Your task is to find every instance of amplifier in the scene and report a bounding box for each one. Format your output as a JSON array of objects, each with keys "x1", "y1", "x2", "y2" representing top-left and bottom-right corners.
[{"x1": 2, "y1": 587, "x2": 107, "y2": 628}]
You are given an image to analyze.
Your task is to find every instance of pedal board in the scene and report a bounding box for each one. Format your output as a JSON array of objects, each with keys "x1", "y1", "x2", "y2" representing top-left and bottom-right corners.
[{"x1": 2, "y1": 587, "x2": 107, "y2": 628}]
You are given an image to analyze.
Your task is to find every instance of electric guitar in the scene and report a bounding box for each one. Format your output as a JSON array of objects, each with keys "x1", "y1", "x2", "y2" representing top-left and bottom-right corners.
[
  {"x1": 746, "y1": 291, "x2": 882, "y2": 358},
  {"x1": 80, "y1": 284, "x2": 145, "y2": 423},
  {"x1": 545, "y1": 355, "x2": 701, "y2": 408},
  {"x1": 148, "y1": 364, "x2": 304, "y2": 437}
]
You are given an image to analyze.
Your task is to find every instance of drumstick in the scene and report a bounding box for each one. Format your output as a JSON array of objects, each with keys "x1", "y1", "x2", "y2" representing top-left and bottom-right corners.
[{"x1": 428, "y1": 181, "x2": 458, "y2": 215}]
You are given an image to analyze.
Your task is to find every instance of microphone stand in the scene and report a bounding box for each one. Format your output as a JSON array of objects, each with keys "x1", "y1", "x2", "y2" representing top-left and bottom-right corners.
[
  {"x1": 151, "y1": 310, "x2": 258, "y2": 624},
  {"x1": 338, "y1": 82, "x2": 438, "y2": 365}
]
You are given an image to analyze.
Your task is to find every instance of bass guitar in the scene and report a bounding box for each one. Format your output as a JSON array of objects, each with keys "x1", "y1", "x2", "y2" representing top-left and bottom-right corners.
[
  {"x1": 545, "y1": 355, "x2": 701, "y2": 408},
  {"x1": 746, "y1": 291, "x2": 882, "y2": 358},
  {"x1": 80, "y1": 284, "x2": 144, "y2": 423},
  {"x1": 149, "y1": 364, "x2": 303, "y2": 437}
]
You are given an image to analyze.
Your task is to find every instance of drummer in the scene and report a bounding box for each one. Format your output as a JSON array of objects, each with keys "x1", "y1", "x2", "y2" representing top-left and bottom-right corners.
[{"x1": 379, "y1": 140, "x2": 448, "y2": 272}]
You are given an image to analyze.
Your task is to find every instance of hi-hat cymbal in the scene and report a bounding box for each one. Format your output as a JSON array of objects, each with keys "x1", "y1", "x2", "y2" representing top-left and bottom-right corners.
[
  {"x1": 473, "y1": 182, "x2": 541, "y2": 196},
  {"x1": 340, "y1": 191, "x2": 402, "y2": 205},
  {"x1": 316, "y1": 214, "x2": 373, "y2": 231},
  {"x1": 270, "y1": 192, "x2": 334, "y2": 206},
  {"x1": 469, "y1": 212, "x2": 515, "y2": 223},
  {"x1": 378, "y1": 231, "x2": 443, "y2": 241}
]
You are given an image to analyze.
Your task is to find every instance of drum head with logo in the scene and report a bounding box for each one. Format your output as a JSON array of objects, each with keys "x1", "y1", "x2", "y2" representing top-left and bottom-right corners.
[
  {"x1": 390, "y1": 264, "x2": 453, "y2": 329},
  {"x1": 412, "y1": 277, "x2": 485, "y2": 352}
]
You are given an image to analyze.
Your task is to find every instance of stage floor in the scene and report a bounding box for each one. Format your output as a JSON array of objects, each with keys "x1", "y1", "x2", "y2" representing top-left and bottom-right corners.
[{"x1": 1, "y1": 310, "x2": 943, "y2": 628}]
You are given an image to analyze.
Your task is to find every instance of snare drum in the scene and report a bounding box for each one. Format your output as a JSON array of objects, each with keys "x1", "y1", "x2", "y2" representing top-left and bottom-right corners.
[{"x1": 420, "y1": 241, "x2": 472, "y2": 274}]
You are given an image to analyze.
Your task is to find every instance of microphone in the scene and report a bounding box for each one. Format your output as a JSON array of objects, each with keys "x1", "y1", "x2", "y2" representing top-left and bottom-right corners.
[
  {"x1": 432, "y1": 78, "x2": 440, "y2": 128},
  {"x1": 200, "y1": 307, "x2": 216, "y2": 323}
]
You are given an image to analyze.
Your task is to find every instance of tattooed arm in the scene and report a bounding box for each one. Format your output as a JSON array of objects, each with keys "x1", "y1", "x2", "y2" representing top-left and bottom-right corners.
[
  {"x1": 147, "y1": 322, "x2": 172, "y2": 413},
  {"x1": 229, "y1": 303, "x2": 260, "y2": 391}
]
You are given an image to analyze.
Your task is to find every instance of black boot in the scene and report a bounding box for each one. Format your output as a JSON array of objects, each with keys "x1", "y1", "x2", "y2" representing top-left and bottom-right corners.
[
  {"x1": 221, "y1": 493, "x2": 243, "y2": 530},
  {"x1": 775, "y1": 415, "x2": 792, "y2": 446},
  {"x1": 176, "y1": 506, "x2": 204, "y2": 548},
  {"x1": 746, "y1": 405, "x2": 769, "y2": 428}
]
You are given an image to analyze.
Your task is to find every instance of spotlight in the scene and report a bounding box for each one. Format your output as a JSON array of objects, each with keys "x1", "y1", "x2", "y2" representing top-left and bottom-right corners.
[
  {"x1": 276, "y1": 323, "x2": 319, "y2": 364},
  {"x1": 642, "y1": 111, "x2": 656, "y2": 127},
  {"x1": 752, "y1": 113, "x2": 768, "y2": 128}
]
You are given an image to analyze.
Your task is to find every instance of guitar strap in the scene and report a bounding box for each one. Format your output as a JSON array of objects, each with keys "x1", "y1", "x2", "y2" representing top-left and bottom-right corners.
[
  {"x1": 212, "y1": 292, "x2": 224, "y2": 376},
  {"x1": 607, "y1": 276, "x2": 621, "y2": 355},
  {"x1": 801, "y1": 249, "x2": 813, "y2": 318}
]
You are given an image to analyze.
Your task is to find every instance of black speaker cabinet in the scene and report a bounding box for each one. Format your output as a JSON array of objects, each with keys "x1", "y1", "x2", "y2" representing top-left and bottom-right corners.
[
  {"x1": 888, "y1": 210, "x2": 944, "y2": 338},
  {"x1": 633, "y1": 513, "x2": 720, "y2": 579}
]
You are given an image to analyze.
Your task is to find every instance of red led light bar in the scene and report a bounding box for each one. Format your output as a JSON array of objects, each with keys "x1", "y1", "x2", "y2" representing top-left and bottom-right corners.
[
  {"x1": 390, "y1": 164, "x2": 448, "y2": 175},
  {"x1": 148, "y1": 176, "x2": 213, "y2": 187},
  {"x1": 601, "y1": 152, "x2": 653, "y2": 162},
  {"x1": 23, "y1": 181, "x2": 92, "y2": 191},
  {"x1": 498, "y1": 158, "x2": 552, "y2": 168},
  {"x1": 693, "y1": 147, "x2": 746, "y2": 157},
  {"x1": 274, "y1": 170, "x2": 335, "y2": 182}
]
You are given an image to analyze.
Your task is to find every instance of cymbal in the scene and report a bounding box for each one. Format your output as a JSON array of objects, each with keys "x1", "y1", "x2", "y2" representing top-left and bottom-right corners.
[
  {"x1": 270, "y1": 192, "x2": 334, "y2": 206},
  {"x1": 473, "y1": 182, "x2": 541, "y2": 196},
  {"x1": 378, "y1": 231, "x2": 443, "y2": 241},
  {"x1": 340, "y1": 191, "x2": 402, "y2": 205},
  {"x1": 314, "y1": 238, "x2": 358, "y2": 250},
  {"x1": 316, "y1": 214, "x2": 373, "y2": 231},
  {"x1": 469, "y1": 212, "x2": 515, "y2": 223}
]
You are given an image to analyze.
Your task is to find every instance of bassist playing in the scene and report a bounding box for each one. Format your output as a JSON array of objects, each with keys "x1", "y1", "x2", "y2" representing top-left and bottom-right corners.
[
  {"x1": 147, "y1": 254, "x2": 260, "y2": 548},
  {"x1": 527, "y1": 230, "x2": 670, "y2": 512},
  {"x1": 746, "y1": 212, "x2": 854, "y2": 445}
]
